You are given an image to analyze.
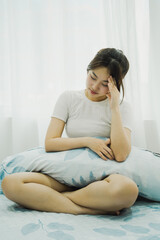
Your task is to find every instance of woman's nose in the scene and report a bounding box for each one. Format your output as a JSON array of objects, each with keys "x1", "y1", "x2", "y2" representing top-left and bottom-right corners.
[{"x1": 92, "y1": 82, "x2": 100, "y2": 91}]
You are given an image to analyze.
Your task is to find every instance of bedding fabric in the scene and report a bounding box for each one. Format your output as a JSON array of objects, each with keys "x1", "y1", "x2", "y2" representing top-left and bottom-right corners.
[
  {"x1": 0, "y1": 194, "x2": 160, "y2": 240},
  {"x1": 0, "y1": 139, "x2": 160, "y2": 201}
]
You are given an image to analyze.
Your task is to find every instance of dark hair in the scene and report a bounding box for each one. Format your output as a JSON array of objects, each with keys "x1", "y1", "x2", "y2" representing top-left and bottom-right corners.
[{"x1": 87, "y1": 48, "x2": 129, "y2": 102}]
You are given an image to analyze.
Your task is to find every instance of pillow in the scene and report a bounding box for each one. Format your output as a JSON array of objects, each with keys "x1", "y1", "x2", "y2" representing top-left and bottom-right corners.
[{"x1": 0, "y1": 138, "x2": 160, "y2": 201}]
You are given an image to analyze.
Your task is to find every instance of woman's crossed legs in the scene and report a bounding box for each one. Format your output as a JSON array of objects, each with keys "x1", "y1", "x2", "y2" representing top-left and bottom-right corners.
[{"x1": 1, "y1": 172, "x2": 138, "y2": 215}]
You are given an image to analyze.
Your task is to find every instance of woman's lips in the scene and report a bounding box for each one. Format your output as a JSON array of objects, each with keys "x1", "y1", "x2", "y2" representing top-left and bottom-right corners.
[{"x1": 90, "y1": 89, "x2": 97, "y2": 95}]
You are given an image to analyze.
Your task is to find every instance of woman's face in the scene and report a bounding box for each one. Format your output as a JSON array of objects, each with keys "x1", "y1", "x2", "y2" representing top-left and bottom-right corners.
[{"x1": 85, "y1": 67, "x2": 110, "y2": 101}]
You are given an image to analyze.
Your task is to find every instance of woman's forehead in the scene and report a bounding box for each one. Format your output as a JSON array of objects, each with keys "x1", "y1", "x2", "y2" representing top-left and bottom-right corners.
[{"x1": 90, "y1": 68, "x2": 110, "y2": 81}]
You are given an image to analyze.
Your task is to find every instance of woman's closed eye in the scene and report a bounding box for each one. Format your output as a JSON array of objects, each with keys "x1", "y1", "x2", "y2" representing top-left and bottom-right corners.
[
  {"x1": 91, "y1": 75, "x2": 108, "y2": 87},
  {"x1": 91, "y1": 75, "x2": 96, "y2": 81}
]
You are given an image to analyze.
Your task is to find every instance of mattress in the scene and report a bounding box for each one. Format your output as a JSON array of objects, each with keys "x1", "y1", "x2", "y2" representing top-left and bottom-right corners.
[{"x1": 0, "y1": 195, "x2": 160, "y2": 240}]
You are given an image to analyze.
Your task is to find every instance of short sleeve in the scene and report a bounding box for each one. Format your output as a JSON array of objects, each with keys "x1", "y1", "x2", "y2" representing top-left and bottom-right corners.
[
  {"x1": 119, "y1": 101, "x2": 133, "y2": 131},
  {"x1": 51, "y1": 91, "x2": 70, "y2": 122}
]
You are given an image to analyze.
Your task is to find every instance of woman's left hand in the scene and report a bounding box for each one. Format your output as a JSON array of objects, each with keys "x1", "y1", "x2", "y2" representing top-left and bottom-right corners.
[{"x1": 106, "y1": 76, "x2": 120, "y2": 110}]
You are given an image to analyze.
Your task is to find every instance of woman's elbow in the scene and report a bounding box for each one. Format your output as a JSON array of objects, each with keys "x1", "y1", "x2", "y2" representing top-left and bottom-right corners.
[
  {"x1": 45, "y1": 139, "x2": 52, "y2": 152},
  {"x1": 45, "y1": 138, "x2": 59, "y2": 152},
  {"x1": 115, "y1": 148, "x2": 131, "y2": 162},
  {"x1": 115, "y1": 154, "x2": 127, "y2": 162},
  {"x1": 45, "y1": 146, "x2": 49, "y2": 152}
]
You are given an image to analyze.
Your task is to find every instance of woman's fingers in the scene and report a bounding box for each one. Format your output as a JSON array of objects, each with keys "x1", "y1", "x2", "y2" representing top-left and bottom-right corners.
[
  {"x1": 98, "y1": 152, "x2": 108, "y2": 161},
  {"x1": 98, "y1": 150, "x2": 113, "y2": 161},
  {"x1": 103, "y1": 147, "x2": 115, "y2": 159},
  {"x1": 88, "y1": 138, "x2": 115, "y2": 161},
  {"x1": 104, "y1": 140, "x2": 115, "y2": 159},
  {"x1": 101, "y1": 150, "x2": 112, "y2": 160},
  {"x1": 108, "y1": 76, "x2": 116, "y2": 86}
]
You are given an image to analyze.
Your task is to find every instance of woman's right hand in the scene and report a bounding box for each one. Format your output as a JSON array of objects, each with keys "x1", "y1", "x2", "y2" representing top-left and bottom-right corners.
[{"x1": 86, "y1": 137, "x2": 115, "y2": 161}]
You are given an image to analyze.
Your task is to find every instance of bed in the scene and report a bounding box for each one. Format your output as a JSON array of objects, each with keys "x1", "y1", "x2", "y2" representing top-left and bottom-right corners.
[
  {"x1": 1, "y1": 194, "x2": 160, "y2": 240},
  {"x1": 1, "y1": 143, "x2": 160, "y2": 240}
]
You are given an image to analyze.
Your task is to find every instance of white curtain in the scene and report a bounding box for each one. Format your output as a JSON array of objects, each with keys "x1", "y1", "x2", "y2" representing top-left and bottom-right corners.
[{"x1": 0, "y1": 0, "x2": 159, "y2": 161}]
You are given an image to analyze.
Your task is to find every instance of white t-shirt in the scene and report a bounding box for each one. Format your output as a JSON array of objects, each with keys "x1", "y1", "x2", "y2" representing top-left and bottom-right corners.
[{"x1": 51, "y1": 90, "x2": 133, "y2": 138}]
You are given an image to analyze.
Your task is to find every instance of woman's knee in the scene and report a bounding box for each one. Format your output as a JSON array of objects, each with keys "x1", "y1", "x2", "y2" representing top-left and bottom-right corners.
[
  {"x1": 1, "y1": 174, "x2": 22, "y2": 200},
  {"x1": 104, "y1": 174, "x2": 139, "y2": 209}
]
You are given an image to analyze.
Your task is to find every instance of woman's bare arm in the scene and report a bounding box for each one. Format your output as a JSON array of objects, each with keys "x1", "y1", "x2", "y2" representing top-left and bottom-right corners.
[
  {"x1": 45, "y1": 118, "x2": 114, "y2": 161},
  {"x1": 110, "y1": 106, "x2": 131, "y2": 162},
  {"x1": 106, "y1": 76, "x2": 131, "y2": 162},
  {"x1": 45, "y1": 117, "x2": 89, "y2": 152}
]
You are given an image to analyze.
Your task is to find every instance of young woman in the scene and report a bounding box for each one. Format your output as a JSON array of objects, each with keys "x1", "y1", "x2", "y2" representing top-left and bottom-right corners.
[{"x1": 2, "y1": 48, "x2": 138, "y2": 215}]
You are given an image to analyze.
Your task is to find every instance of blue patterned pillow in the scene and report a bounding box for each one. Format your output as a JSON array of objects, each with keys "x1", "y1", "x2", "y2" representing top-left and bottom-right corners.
[{"x1": 0, "y1": 140, "x2": 160, "y2": 201}]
